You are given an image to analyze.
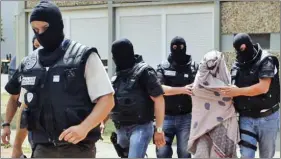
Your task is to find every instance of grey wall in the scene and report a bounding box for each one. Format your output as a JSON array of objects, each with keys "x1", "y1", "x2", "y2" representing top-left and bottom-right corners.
[
  {"x1": 1, "y1": 1, "x2": 18, "y2": 59},
  {"x1": 221, "y1": 33, "x2": 280, "y2": 52},
  {"x1": 270, "y1": 33, "x2": 280, "y2": 52},
  {"x1": 221, "y1": 34, "x2": 234, "y2": 52}
]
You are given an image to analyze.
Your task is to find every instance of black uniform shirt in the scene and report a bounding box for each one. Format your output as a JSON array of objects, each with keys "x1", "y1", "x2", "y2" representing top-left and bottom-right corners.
[
  {"x1": 139, "y1": 67, "x2": 164, "y2": 97},
  {"x1": 5, "y1": 67, "x2": 22, "y2": 95},
  {"x1": 259, "y1": 57, "x2": 277, "y2": 79}
]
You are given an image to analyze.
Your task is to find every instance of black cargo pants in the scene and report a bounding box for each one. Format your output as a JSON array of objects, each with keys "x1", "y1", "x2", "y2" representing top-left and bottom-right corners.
[{"x1": 32, "y1": 142, "x2": 96, "y2": 158}]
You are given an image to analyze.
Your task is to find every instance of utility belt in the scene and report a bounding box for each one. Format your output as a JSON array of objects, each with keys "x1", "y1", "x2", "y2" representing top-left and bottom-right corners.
[
  {"x1": 113, "y1": 120, "x2": 151, "y2": 129},
  {"x1": 238, "y1": 103, "x2": 279, "y2": 118},
  {"x1": 165, "y1": 110, "x2": 190, "y2": 116}
]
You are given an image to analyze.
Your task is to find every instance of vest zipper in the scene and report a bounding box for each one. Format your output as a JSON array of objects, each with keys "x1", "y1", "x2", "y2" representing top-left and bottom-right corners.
[{"x1": 41, "y1": 67, "x2": 57, "y2": 146}]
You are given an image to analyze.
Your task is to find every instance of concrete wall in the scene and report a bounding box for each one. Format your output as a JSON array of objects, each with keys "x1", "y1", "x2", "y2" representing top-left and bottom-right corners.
[
  {"x1": 221, "y1": 1, "x2": 280, "y2": 34},
  {"x1": 25, "y1": 0, "x2": 151, "y2": 8},
  {"x1": 26, "y1": 0, "x2": 107, "y2": 8}
]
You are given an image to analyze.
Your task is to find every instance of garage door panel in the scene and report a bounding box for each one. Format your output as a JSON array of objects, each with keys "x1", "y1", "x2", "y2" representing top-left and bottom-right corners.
[
  {"x1": 70, "y1": 17, "x2": 108, "y2": 59},
  {"x1": 119, "y1": 15, "x2": 162, "y2": 68},
  {"x1": 166, "y1": 13, "x2": 213, "y2": 63}
]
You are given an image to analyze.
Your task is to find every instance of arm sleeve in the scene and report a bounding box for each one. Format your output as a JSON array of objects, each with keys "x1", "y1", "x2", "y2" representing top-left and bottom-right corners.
[
  {"x1": 5, "y1": 67, "x2": 22, "y2": 95},
  {"x1": 139, "y1": 67, "x2": 164, "y2": 97},
  {"x1": 156, "y1": 64, "x2": 165, "y2": 85},
  {"x1": 84, "y1": 53, "x2": 115, "y2": 103},
  {"x1": 258, "y1": 57, "x2": 277, "y2": 79}
]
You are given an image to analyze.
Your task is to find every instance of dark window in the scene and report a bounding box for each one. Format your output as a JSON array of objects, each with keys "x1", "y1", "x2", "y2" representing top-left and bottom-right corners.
[
  {"x1": 101, "y1": 59, "x2": 108, "y2": 72},
  {"x1": 101, "y1": 59, "x2": 108, "y2": 66},
  {"x1": 234, "y1": 33, "x2": 270, "y2": 49}
]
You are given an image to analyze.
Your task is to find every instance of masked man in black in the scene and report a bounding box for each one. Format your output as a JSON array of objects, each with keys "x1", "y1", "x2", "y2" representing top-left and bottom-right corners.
[
  {"x1": 1, "y1": 35, "x2": 41, "y2": 158},
  {"x1": 220, "y1": 33, "x2": 280, "y2": 158},
  {"x1": 3, "y1": 1, "x2": 114, "y2": 158},
  {"x1": 156, "y1": 36, "x2": 198, "y2": 158},
  {"x1": 107, "y1": 38, "x2": 166, "y2": 158}
]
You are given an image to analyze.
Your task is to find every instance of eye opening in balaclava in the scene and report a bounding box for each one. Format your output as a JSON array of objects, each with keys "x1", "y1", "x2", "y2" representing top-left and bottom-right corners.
[
  {"x1": 30, "y1": 0, "x2": 64, "y2": 52},
  {"x1": 233, "y1": 33, "x2": 256, "y2": 63},
  {"x1": 111, "y1": 38, "x2": 135, "y2": 71},
  {"x1": 170, "y1": 36, "x2": 190, "y2": 65}
]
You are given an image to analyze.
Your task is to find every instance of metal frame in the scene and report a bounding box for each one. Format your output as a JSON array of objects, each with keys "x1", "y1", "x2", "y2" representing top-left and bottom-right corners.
[
  {"x1": 214, "y1": 0, "x2": 220, "y2": 51},
  {"x1": 108, "y1": 0, "x2": 116, "y2": 76}
]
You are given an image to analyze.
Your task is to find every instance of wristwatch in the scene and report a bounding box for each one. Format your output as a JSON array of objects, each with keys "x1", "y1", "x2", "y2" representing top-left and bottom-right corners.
[
  {"x1": 2, "y1": 122, "x2": 10, "y2": 128},
  {"x1": 156, "y1": 127, "x2": 163, "y2": 133}
]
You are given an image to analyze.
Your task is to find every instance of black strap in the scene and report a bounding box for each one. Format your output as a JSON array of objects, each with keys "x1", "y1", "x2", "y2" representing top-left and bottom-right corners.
[
  {"x1": 239, "y1": 140, "x2": 257, "y2": 151},
  {"x1": 239, "y1": 104, "x2": 279, "y2": 118},
  {"x1": 131, "y1": 62, "x2": 148, "y2": 80},
  {"x1": 240, "y1": 129, "x2": 259, "y2": 141}
]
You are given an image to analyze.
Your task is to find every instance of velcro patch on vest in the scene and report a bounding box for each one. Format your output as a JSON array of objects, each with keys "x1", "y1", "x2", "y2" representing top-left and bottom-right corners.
[
  {"x1": 21, "y1": 77, "x2": 36, "y2": 86},
  {"x1": 53, "y1": 75, "x2": 60, "y2": 82},
  {"x1": 164, "y1": 70, "x2": 176, "y2": 76},
  {"x1": 184, "y1": 74, "x2": 189, "y2": 78}
]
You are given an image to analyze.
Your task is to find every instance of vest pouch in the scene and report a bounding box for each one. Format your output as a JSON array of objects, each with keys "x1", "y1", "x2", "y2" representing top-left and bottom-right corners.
[
  {"x1": 65, "y1": 107, "x2": 100, "y2": 142},
  {"x1": 20, "y1": 108, "x2": 28, "y2": 129},
  {"x1": 24, "y1": 92, "x2": 38, "y2": 108},
  {"x1": 65, "y1": 107, "x2": 92, "y2": 128},
  {"x1": 22, "y1": 108, "x2": 39, "y2": 131},
  {"x1": 63, "y1": 68, "x2": 82, "y2": 95},
  {"x1": 116, "y1": 96, "x2": 137, "y2": 108}
]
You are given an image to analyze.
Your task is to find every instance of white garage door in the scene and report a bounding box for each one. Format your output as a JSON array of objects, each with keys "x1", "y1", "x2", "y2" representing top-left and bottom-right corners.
[
  {"x1": 28, "y1": 9, "x2": 108, "y2": 64},
  {"x1": 118, "y1": 15, "x2": 162, "y2": 68},
  {"x1": 116, "y1": 3, "x2": 214, "y2": 68},
  {"x1": 166, "y1": 12, "x2": 213, "y2": 63}
]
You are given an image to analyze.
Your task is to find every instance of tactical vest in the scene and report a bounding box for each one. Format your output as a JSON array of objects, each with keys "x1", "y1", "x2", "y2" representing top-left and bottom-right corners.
[
  {"x1": 20, "y1": 39, "x2": 101, "y2": 145},
  {"x1": 110, "y1": 62, "x2": 154, "y2": 125},
  {"x1": 158, "y1": 60, "x2": 198, "y2": 115},
  {"x1": 231, "y1": 51, "x2": 280, "y2": 113}
]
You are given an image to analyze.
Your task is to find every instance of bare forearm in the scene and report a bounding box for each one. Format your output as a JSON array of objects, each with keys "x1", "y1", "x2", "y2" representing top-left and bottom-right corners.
[
  {"x1": 102, "y1": 115, "x2": 110, "y2": 125},
  {"x1": 162, "y1": 85, "x2": 183, "y2": 96},
  {"x1": 240, "y1": 84, "x2": 268, "y2": 97},
  {"x1": 13, "y1": 128, "x2": 28, "y2": 147},
  {"x1": 5, "y1": 95, "x2": 19, "y2": 123},
  {"x1": 154, "y1": 96, "x2": 165, "y2": 128},
  {"x1": 14, "y1": 104, "x2": 28, "y2": 148},
  {"x1": 80, "y1": 93, "x2": 114, "y2": 132}
]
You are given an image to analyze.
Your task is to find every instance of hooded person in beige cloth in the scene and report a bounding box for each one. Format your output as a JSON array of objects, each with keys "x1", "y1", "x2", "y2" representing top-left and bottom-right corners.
[{"x1": 187, "y1": 50, "x2": 240, "y2": 158}]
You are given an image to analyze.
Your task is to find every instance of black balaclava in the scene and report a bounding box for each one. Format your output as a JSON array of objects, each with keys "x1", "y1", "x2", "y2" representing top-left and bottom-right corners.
[
  {"x1": 32, "y1": 35, "x2": 37, "y2": 51},
  {"x1": 111, "y1": 38, "x2": 135, "y2": 71},
  {"x1": 170, "y1": 36, "x2": 190, "y2": 65},
  {"x1": 30, "y1": 0, "x2": 65, "y2": 67},
  {"x1": 233, "y1": 33, "x2": 256, "y2": 63},
  {"x1": 30, "y1": 0, "x2": 64, "y2": 52}
]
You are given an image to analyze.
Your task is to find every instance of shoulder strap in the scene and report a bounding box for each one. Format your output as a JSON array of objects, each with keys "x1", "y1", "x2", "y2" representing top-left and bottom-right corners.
[
  {"x1": 257, "y1": 51, "x2": 279, "y2": 69},
  {"x1": 64, "y1": 40, "x2": 99, "y2": 66},
  {"x1": 131, "y1": 62, "x2": 149, "y2": 80}
]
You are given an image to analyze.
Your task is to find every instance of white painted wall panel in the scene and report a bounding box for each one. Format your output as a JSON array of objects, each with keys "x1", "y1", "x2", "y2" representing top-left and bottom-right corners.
[
  {"x1": 166, "y1": 13, "x2": 213, "y2": 63},
  {"x1": 116, "y1": 3, "x2": 214, "y2": 67},
  {"x1": 70, "y1": 17, "x2": 108, "y2": 59},
  {"x1": 118, "y1": 15, "x2": 162, "y2": 68}
]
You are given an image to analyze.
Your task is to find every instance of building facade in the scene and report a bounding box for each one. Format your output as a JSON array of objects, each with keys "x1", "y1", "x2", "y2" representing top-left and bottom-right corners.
[{"x1": 15, "y1": 0, "x2": 280, "y2": 76}]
